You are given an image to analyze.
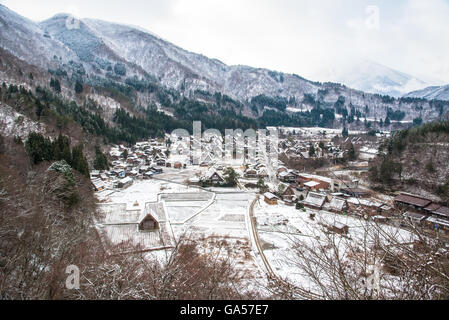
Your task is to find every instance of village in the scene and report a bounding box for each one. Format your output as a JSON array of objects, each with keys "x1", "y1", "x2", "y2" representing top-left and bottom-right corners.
[{"x1": 89, "y1": 126, "x2": 449, "y2": 290}]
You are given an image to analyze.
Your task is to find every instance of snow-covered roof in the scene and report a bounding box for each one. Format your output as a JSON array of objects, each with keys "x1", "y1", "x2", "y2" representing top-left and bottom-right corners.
[
  {"x1": 264, "y1": 192, "x2": 278, "y2": 200},
  {"x1": 348, "y1": 198, "x2": 382, "y2": 208},
  {"x1": 119, "y1": 177, "x2": 133, "y2": 184},
  {"x1": 328, "y1": 198, "x2": 347, "y2": 211},
  {"x1": 304, "y1": 181, "x2": 320, "y2": 188},
  {"x1": 299, "y1": 173, "x2": 333, "y2": 184},
  {"x1": 303, "y1": 192, "x2": 327, "y2": 208},
  {"x1": 92, "y1": 178, "x2": 105, "y2": 190}
]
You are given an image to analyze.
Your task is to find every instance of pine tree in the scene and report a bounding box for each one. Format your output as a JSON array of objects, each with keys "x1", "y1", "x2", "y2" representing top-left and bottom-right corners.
[
  {"x1": 94, "y1": 146, "x2": 109, "y2": 170},
  {"x1": 71, "y1": 144, "x2": 90, "y2": 177},
  {"x1": 25, "y1": 132, "x2": 54, "y2": 164},
  {"x1": 309, "y1": 145, "x2": 316, "y2": 157},
  {"x1": 50, "y1": 78, "x2": 61, "y2": 93},
  {"x1": 75, "y1": 80, "x2": 83, "y2": 94},
  {"x1": 122, "y1": 149, "x2": 128, "y2": 160},
  {"x1": 223, "y1": 167, "x2": 239, "y2": 187}
]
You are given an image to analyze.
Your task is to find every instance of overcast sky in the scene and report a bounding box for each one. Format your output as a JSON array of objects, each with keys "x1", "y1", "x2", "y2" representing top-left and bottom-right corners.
[{"x1": 1, "y1": 0, "x2": 448, "y2": 84}]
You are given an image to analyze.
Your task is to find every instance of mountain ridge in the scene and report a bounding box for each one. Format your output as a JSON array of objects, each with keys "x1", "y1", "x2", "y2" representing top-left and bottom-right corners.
[
  {"x1": 404, "y1": 85, "x2": 449, "y2": 102},
  {"x1": 1, "y1": 4, "x2": 449, "y2": 130}
]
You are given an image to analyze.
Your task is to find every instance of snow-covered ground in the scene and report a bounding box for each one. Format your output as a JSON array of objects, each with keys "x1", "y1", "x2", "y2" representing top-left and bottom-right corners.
[
  {"x1": 253, "y1": 198, "x2": 415, "y2": 292},
  {"x1": 96, "y1": 165, "x2": 415, "y2": 297}
]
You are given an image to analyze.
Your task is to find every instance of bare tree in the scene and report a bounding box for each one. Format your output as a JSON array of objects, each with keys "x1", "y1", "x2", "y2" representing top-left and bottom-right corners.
[{"x1": 267, "y1": 214, "x2": 449, "y2": 300}]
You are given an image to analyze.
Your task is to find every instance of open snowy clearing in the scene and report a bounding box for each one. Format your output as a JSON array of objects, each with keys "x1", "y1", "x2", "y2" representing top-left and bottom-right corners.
[{"x1": 253, "y1": 198, "x2": 416, "y2": 290}]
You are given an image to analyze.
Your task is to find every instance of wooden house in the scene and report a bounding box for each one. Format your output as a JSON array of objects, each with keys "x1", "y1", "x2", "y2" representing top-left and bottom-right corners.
[
  {"x1": 280, "y1": 185, "x2": 296, "y2": 203},
  {"x1": 394, "y1": 193, "x2": 432, "y2": 212},
  {"x1": 244, "y1": 168, "x2": 258, "y2": 179},
  {"x1": 174, "y1": 162, "x2": 183, "y2": 169},
  {"x1": 279, "y1": 171, "x2": 297, "y2": 183},
  {"x1": 303, "y1": 192, "x2": 327, "y2": 210},
  {"x1": 297, "y1": 174, "x2": 330, "y2": 191},
  {"x1": 326, "y1": 197, "x2": 349, "y2": 214},
  {"x1": 138, "y1": 212, "x2": 159, "y2": 232},
  {"x1": 264, "y1": 192, "x2": 278, "y2": 205},
  {"x1": 118, "y1": 177, "x2": 133, "y2": 189},
  {"x1": 92, "y1": 178, "x2": 105, "y2": 192},
  {"x1": 204, "y1": 170, "x2": 224, "y2": 184}
]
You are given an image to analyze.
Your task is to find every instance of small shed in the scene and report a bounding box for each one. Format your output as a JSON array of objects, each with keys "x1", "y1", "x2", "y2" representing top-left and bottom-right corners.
[
  {"x1": 327, "y1": 197, "x2": 348, "y2": 214},
  {"x1": 174, "y1": 162, "x2": 183, "y2": 169},
  {"x1": 403, "y1": 211, "x2": 427, "y2": 224},
  {"x1": 92, "y1": 178, "x2": 105, "y2": 192},
  {"x1": 264, "y1": 192, "x2": 278, "y2": 205}
]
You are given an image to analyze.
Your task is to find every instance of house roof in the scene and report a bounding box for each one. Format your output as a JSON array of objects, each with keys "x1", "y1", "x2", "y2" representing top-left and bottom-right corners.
[
  {"x1": 92, "y1": 178, "x2": 105, "y2": 190},
  {"x1": 205, "y1": 169, "x2": 224, "y2": 181},
  {"x1": 404, "y1": 211, "x2": 427, "y2": 221},
  {"x1": 264, "y1": 192, "x2": 278, "y2": 200},
  {"x1": 119, "y1": 177, "x2": 133, "y2": 184},
  {"x1": 348, "y1": 198, "x2": 383, "y2": 208},
  {"x1": 328, "y1": 198, "x2": 347, "y2": 211},
  {"x1": 138, "y1": 210, "x2": 159, "y2": 225},
  {"x1": 304, "y1": 192, "x2": 327, "y2": 208},
  {"x1": 395, "y1": 194, "x2": 431, "y2": 208},
  {"x1": 434, "y1": 206, "x2": 449, "y2": 218},
  {"x1": 424, "y1": 203, "x2": 441, "y2": 212},
  {"x1": 304, "y1": 181, "x2": 320, "y2": 188}
]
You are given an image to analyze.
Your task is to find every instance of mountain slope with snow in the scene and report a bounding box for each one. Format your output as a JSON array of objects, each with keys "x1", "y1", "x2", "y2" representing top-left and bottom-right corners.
[
  {"x1": 312, "y1": 59, "x2": 427, "y2": 98},
  {"x1": 404, "y1": 85, "x2": 449, "y2": 101},
  {"x1": 1, "y1": 4, "x2": 448, "y2": 125},
  {"x1": 0, "y1": 5, "x2": 78, "y2": 70}
]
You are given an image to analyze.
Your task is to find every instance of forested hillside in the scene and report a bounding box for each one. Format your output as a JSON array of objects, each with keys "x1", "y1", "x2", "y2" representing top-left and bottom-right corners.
[{"x1": 369, "y1": 121, "x2": 449, "y2": 203}]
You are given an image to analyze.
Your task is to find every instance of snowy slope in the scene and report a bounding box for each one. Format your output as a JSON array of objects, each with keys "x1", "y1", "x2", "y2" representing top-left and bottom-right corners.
[
  {"x1": 0, "y1": 5, "x2": 448, "y2": 124},
  {"x1": 81, "y1": 18, "x2": 319, "y2": 100},
  {"x1": 312, "y1": 59, "x2": 427, "y2": 97},
  {"x1": 404, "y1": 85, "x2": 449, "y2": 101},
  {"x1": 0, "y1": 4, "x2": 78, "y2": 69}
]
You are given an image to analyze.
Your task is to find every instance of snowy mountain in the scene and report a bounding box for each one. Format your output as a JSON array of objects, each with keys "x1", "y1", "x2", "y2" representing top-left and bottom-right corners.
[
  {"x1": 404, "y1": 85, "x2": 449, "y2": 101},
  {"x1": 312, "y1": 59, "x2": 427, "y2": 98},
  {"x1": 1, "y1": 4, "x2": 448, "y2": 125},
  {"x1": 0, "y1": 5, "x2": 78, "y2": 70}
]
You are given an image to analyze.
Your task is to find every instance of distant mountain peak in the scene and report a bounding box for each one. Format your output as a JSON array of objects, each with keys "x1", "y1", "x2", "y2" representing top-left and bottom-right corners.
[{"x1": 311, "y1": 58, "x2": 428, "y2": 97}]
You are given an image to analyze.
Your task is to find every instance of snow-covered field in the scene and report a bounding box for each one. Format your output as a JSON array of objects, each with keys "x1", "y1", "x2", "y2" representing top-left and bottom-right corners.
[
  {"x1": 253, "y1": 198, "x2": 415, "y2": 291},
  {"x1": 96, "y1": 174, "x2": 416, "y2": 297}
]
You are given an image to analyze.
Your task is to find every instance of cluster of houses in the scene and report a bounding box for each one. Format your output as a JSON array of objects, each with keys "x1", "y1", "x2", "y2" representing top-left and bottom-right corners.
[
  {"x1": 262, "y1": 187, "x2": 449, "y2": 234},
  {"x1": 262, "y1": 168, "x2": 396, "y2": 224},
  {"x1": 279, "y1": 140, "x2": 345, "y2": 160},
  {"x1": 169, "y1": 130, "x2": 277, "y2": 168},
  {"x1": 91, "y1": 140, "x2": 172, "y2": 192},
  {"x1": 395, "y1": 193, "x2": 449, "y2": 232}
]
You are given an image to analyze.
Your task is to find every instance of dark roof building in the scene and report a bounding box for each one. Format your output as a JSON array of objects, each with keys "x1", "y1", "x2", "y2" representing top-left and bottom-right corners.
[{"x1": 394, "y1": 194, "x2": 432, "y2": 210}]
